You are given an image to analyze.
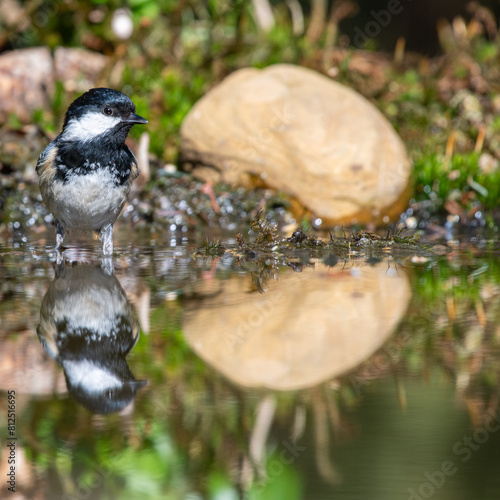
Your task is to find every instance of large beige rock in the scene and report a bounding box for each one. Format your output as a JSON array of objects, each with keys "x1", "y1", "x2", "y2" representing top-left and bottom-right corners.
[
  {"x1": 183, "y1": 261, "x2": 411, "y2": 390},
  {"x1": 181, "y1": 64, "x2": 412, "y2": 225}
]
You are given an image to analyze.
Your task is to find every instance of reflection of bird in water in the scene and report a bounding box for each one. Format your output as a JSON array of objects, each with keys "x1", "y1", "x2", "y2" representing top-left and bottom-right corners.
[{"x1": 37, "y1": 260, "x2": 147, "y2": 414}]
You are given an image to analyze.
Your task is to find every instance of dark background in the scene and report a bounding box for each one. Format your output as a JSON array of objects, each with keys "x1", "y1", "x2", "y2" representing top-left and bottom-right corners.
[{"x1": 338, "y1": 0, "x2": 500, "y2": 53}]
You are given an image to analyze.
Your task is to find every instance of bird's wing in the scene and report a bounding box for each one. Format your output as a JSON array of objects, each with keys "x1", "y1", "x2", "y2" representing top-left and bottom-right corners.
[
  {"x1": 125, "y1": 145, "x2": 140, "y2": 181},
  {"x1": 131, "y1": 156, "x2": 139, "y2": 181},
  {"x1": 35, "y1": 142, "x2": 58, "y2": 176}
]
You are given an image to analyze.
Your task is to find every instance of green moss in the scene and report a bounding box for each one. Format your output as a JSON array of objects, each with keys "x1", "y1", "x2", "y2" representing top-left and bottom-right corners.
[
  {"x1": 197, "y1": 238, "x2": 226, "y2": 257},
  {"x1": 231, "y1": 209, "x2": 430, "y2": 262}
]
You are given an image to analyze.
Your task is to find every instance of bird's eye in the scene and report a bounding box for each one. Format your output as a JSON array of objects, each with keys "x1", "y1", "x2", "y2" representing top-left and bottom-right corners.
[{"x1": 103, "y1": 107, "x2": 113, "y2": 116}]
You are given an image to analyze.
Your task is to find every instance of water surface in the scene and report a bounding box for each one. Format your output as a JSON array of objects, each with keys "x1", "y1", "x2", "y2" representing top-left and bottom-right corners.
[{"x1": 1, "y1": 234, "x2": 500, "y2": 500}]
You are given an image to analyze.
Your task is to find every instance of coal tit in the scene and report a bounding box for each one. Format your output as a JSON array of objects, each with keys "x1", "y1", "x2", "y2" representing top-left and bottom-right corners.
[
  {"x1": 37, "y1": 260, "x2": 148, "y2": 414},
  {"x1": 36, "y1": 88, "x2": 147, "y2": 256}
]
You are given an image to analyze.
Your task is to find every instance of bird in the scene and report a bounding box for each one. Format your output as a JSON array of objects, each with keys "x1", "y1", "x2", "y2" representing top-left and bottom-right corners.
[
  {"x1": 36, "y1": 87, "x2": 147, "y2": 256},
  {"x1": 37, "y1": 260, "x2": 148, "y2": 414}
]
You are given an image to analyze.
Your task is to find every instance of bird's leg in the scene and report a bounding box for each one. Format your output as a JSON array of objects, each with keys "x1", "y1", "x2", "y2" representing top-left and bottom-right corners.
[
  {"x1": 55, "y1": 220, "x2": 65, "y2": 250},
  {"x1": 55, "y1": 220, "x2": 65, "y2": 263},
  {"x1": 101, "y1": 256, "x2": 114, "y2": 276},
  {"x1": 101, "y1": 224, "x2": 114, "y2": 256}
]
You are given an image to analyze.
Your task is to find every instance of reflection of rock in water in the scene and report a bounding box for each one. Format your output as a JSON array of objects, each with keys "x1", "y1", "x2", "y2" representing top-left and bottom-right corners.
[
  {"x1": 37, "y1": 261, "x2": 147, "y2": 414},
  {"x1": 183, "y1": 261, "x2": 411, "y2": 390}
]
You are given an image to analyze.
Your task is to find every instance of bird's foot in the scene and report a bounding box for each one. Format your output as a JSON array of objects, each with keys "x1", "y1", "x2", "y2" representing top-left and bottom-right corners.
[
  {"x1": 55, "y1": 248, "x2": 65, "y2": 265},
  {"x1": 55, "y1": 232, "x2": 66, "y2": 264},
  {"x1": 101, "y1": 224, "x2": 114, "y2": 256},
  {"x1": 55, "y1": 221, "x2": 66, "y2": 262}
]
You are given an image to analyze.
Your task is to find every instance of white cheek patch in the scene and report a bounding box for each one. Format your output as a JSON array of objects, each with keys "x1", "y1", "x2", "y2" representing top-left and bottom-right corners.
[
  {"x1": 62, "y1": 112, "x2": 122, "y2": 142},
  {"x1": 63, "y1": 360, "x2": 122, "y2": 393}
]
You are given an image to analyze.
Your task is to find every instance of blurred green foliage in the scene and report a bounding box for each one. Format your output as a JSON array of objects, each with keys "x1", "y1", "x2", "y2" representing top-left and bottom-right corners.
[
  {"x1": 1, "y1": 0, "x2": 500, "y2": 223},
  {"x1": 414, "y1": 152, "x2": 500, "y2": 210}
]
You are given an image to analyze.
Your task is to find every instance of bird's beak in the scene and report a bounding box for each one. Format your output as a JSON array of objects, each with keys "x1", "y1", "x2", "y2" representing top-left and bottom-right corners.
[
  {"x1": 124, "y1": 113, "x2": 148, "y2": 125},
  {"x1": 124, "y1": 379, "x2": 149, "y2": 390}
]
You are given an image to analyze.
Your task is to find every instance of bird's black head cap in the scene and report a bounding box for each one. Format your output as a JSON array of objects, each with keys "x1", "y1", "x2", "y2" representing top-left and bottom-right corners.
[
  {"x1": 64, "y1": 88, "x2": 132, "y2": 122},
  {"x1": 61, "y1": 88, "x2": 147, "y2": 144}
]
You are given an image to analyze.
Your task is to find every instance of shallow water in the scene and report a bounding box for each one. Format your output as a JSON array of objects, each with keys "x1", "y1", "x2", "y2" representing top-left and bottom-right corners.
[{"x1": 1, "y1": 232, "x2": 500, "y2": 500}]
